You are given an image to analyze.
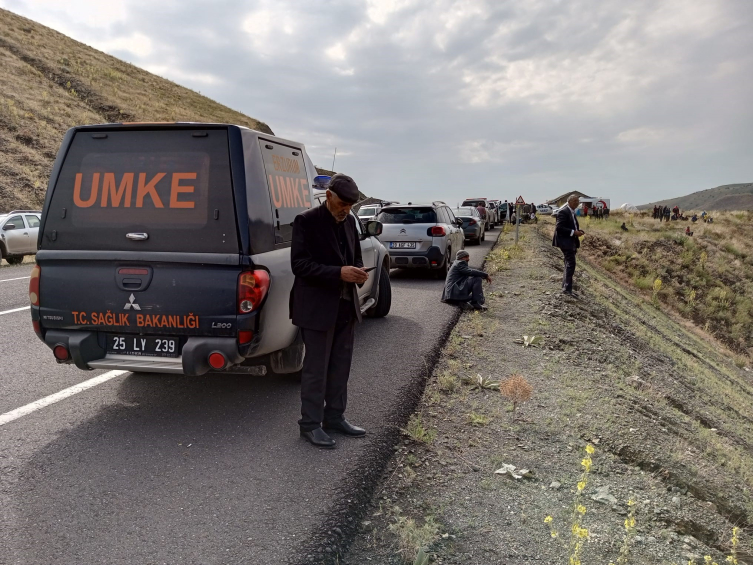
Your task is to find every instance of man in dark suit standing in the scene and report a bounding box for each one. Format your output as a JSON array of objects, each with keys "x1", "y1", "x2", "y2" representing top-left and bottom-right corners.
[
  {"x1": 290, "y1": 174, "x2": 369, "y2": 449},
  {"x1": 553, "y1": 194, "x2": 585, "y2": 297}
]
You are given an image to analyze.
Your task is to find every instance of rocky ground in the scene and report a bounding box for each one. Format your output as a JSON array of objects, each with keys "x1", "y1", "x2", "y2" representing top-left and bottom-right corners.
[{"x1": 342, "y1": 224, "x2": 752, "y2": 565}]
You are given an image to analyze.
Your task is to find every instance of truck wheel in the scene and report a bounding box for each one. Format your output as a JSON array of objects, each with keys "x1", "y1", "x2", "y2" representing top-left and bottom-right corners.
[
  {"x1": 268, "y1": 332, "x2": 305, "y2": 380},
  {"x1": 367, "y1": 266, "x2": 392, "y2": 318},
  {"x1": 6, "y1": 256, "x2": 23, "y2": 265}
]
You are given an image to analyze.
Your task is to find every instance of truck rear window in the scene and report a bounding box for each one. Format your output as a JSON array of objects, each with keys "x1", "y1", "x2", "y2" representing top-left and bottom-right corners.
[{"x1": 43, "y1": 129, "x2": 239, "y2": 253}]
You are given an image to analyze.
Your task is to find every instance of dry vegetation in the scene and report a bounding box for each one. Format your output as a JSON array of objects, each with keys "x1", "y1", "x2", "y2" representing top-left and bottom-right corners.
[
  {"x1": 0, "y1": 8, "x2": 273, "y2": 211},
  {"x1": 569, "y1": 210, "x2": 753, "y2": 358}
]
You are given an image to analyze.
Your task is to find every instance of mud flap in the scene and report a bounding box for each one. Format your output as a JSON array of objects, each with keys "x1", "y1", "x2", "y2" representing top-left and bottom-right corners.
[{"x1": 268, "y1": 330, "x2": 305, "y2": 375}]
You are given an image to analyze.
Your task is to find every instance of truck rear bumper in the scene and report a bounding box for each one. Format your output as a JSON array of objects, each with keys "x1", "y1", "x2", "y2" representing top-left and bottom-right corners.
[{"x1": 44, "y1": 330, "x2": 244, "y2": 376}]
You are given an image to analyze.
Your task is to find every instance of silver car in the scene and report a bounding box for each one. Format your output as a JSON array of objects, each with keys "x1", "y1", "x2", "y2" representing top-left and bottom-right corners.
[
  {"x1": 0, "y1": 210, "x2": 41, "y2": 265},
  {"x1": 377, "y1": 202, "x2": 465, "y2": 278}
]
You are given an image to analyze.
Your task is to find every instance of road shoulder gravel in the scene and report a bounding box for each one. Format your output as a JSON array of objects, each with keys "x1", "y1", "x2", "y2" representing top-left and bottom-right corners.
[{"x1": 342, "y1": 225, "x2": 753, "y2": 565}]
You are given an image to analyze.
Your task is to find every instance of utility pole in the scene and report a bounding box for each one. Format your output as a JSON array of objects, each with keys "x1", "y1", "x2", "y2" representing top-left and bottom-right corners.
[{"x1": 331, "y1": 147, "x2": 337, "y2": 172}]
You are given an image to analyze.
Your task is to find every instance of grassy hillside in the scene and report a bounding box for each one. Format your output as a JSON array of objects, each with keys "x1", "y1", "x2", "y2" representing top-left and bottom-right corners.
[
  {"x1": 0, "y1": 8, "x2": 273, "y2": 211},
  {"x1": 639, "y1": 183, "x2": 753, "y2": 211},
  {"x1": 570, "y1": 211, "x2": 753, "y2": 358}
]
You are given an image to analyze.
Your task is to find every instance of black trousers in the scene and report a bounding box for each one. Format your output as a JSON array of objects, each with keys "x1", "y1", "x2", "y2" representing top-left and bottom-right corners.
[
  {"x1": 562, "y1": 248, "x2": 577, "y2": 292},
  {"x1": 468, "y1": 277, "x2": 485, "y2": 305},
  {"x1": 299, "y1": 299, "x2": 356, "y2": 431}
]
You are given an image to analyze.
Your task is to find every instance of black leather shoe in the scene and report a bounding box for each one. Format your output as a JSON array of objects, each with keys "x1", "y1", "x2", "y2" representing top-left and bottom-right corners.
[
  {"x1": 323, "y1": 419, "x2": 366, "y2": 437},
  {"x1": 300, "y1": 427, "x2": 336, "y2": 449}
]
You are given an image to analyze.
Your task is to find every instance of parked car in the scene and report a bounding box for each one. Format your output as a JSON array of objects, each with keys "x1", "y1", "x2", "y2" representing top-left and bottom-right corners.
[
  {"x1": 551, "y1": 205, "x2": 566, "y2": 216},
  {"x1": 31, "y1": 123, "x2": 390, "y2": 377},
  {"x1": 0, "y1": 210, "x2": 41, "y2": 265},
  {"x1": 536, "y1": 204, "x2": 553, "y2": 215},
  {"x1": 461, "y1": 198, "x2": 496, "y2": 230},
  {"x1": 376, "y1": 201, "x2": 464, "y2": 278},
  {"x1": 451, "y1": 207, "x2": 485, "y2": 245},
  {"x1": 356, "y1": 204, "x2": 381, "y2": 222}
]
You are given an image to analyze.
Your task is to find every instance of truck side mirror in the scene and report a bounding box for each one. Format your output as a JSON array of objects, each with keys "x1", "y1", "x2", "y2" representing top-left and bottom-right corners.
[{"x1": 366, "y1": 221, "x2": 383, "y2": 237}]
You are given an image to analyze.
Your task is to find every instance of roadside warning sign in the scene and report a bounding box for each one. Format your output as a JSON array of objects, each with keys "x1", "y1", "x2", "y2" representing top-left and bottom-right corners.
[{"x1": 515, "y1": 195, "x2": 525, "y2": 205}]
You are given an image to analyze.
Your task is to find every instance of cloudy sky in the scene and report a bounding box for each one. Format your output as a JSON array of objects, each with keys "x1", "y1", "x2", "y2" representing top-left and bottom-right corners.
[{"x1": 3, "y1": 0, "x2": 752, "y2": 205}]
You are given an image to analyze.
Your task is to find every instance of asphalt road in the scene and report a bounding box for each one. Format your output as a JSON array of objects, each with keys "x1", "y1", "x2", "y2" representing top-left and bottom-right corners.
[{"x1": 0, "y1": 231, "x2": 499, "y2": 565}]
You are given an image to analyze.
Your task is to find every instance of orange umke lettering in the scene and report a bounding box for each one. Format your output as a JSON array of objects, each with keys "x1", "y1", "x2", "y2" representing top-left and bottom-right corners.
[
  {"x1": 286, "y1": 177, "x2": 303, "y2": 207},
  {"x1": 300, "y1": 177, "x2": 310, "y2": 205},
  {"x1": 278, "y1": 175, "x2": 292, "y2": 207},
  {"x1": 101, "y1": 173, "x2": 134, "y2": 207},
  {"x1": 270, "y1": 174, "x2": 284, "y2": 208},
  {"x1": 136, "y1": 172, "x2": 165, "y2": 208},
  {"x1": 73, "y1": 172, "x2": 99, "y2": 207},
  {"x1": 170, "y1": 172, "x2": 196, "y2": 209}
]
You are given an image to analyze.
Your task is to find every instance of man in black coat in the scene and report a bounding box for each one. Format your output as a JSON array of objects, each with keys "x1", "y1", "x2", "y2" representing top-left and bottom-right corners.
[
  {"x1": 441, "y1": 250, "x2": 491, "y2": 310},
  {"x1": 552, "y1": 194, "x2": 585, "y2": 297},
  {"x1": 290, "y1": 174, "x2": 368, "y2": 449}
]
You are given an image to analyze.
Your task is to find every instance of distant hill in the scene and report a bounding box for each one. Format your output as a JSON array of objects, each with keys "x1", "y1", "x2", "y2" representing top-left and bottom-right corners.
[
  {"x1": 0, "y1": 9, "x2": 278, "y2": 211},
  {"x1": 639, "y1": 183, "x2": 753, "y2": 211}
]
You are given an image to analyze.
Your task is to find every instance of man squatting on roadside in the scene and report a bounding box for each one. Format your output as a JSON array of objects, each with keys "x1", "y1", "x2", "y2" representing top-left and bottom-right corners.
[
  {"x1": 553, "y1": 193, "x2": 586, "y2": 297},
  {"x1": 441, "y1": 249, "x2": 492, "y2": 311},
  {"x1": 290, "y1": 174, "x2": 368, "y2": 449}
]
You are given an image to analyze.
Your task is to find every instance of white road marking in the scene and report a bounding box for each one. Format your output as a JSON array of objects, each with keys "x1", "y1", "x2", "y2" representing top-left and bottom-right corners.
[
  {"x1": 0, "y1": 306, "x2": 30, "y2": 316},
  {"x1": 0, "y1": 370, "x2": 127, "y2": 427},
  {"x1": 0, "y1": 276, "x2": 30, "y2": 283}
]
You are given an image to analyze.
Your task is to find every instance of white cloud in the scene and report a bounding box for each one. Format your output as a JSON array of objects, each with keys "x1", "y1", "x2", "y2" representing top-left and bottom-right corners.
[
  {"x1": 458, "y1": 139, "x2": 535, "y2": 164},
  {"x1": 326, "y1": 43, "x2": 347, "y2": 61}
]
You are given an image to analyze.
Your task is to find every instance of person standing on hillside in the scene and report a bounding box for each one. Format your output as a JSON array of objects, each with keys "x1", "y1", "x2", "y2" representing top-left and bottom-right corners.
[
  {"x1": 553, "y1": 194, "x2": 585, "y2": 297},
  {"x1": 290, "y1": 174, "x2": 368, "y2": 449}
]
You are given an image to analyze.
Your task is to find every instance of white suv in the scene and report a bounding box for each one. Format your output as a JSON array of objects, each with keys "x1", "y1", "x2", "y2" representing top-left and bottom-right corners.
[
  {"x1": 0, "y1": 210, "x2": 41, "y2": 265},
  {"x1": 376, "y1": 202, "x2": 465, "y2": 278}
]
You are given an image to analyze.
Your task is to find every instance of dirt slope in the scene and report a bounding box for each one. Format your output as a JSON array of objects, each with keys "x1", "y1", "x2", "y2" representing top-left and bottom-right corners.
[
  {"x1": 639, "y1": 184, "x2": 753, "y2": 211},
  {"x1": 0, "y1": 8, "x2": 273, "y2": 211},
  {"x1": 343, "y1": 225, "x2": 752, "y2": 565}
]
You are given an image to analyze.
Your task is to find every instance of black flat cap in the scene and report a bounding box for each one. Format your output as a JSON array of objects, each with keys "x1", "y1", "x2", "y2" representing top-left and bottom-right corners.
[{"x1": 328, "y1": 174, "x2": 360, "y2": 204}]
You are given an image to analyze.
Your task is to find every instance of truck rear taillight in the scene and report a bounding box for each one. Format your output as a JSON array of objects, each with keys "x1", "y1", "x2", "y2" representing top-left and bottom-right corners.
[
  {"x1": 53, "y1": 345, "x2": 70, "y2": 361},
  {"x1": 237, "y1": 270, "x2": 270, "y2": 313},
  {"x1": 428, "y1": 226, "x2": 446, "y2": 237},
  {"x1": 238, "y1": 330, "x2": 254, "y2": 344},
  {"x1": 29, "y1": 265, "x2": 40, "y2": 306}
]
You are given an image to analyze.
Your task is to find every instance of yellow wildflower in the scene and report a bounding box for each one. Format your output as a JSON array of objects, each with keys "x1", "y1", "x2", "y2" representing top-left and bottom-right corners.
[
  {"x1": 577, "y1": 480, "x2": 587, "y2": 491},
  {"x1": 581, "y1": 457, "x2": 592, "y2": 472},
  {"x1": 544, "y1": 516, "x2": 553, "y2": 523},
  {"x1": 585, "y1": 444, "x2": 595, "y2": 454},
  {"x1": 577, "y1": 505, "x2": 587, "y2": 515}
]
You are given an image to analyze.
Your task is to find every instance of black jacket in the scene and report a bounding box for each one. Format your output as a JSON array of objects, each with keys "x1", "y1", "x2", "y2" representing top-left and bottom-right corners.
[
  {"x1": 441, "y1": 260, "x2": 487, "y2": 302},
  {"x1": 290, "y1": 203, "x2": 363, "y2": 331},
  {"x1": 552, "y1": 206, "x2": 580, "y2": 250}
]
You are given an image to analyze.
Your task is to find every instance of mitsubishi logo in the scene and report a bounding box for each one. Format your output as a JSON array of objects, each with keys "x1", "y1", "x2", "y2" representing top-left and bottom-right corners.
[
  {"x1": 399, "y1": 228, "x2": 407, "y2": 234},
  {"x1": 124, "y1": 294, "x2": 141, "y2": 311}
]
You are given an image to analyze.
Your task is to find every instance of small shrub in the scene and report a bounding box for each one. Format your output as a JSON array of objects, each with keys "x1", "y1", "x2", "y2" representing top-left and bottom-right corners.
[
  {"x1": 499, "y1": 374, "x2": 532, "y2": 420},
  {"x1": 389, "y1": 513, "x2": 440, "y2": 564},
  {"x1": 467, "y1": 412, "x2": 490, "y2": 426},
  {"x1": 403, "y1": 415, "x2": 436, "y2": 444},
  {"x1": 437, "y1": 371, "x2": 458, "y2": 393}
]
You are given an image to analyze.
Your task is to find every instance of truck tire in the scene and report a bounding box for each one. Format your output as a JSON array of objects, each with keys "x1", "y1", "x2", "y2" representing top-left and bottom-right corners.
[
  {"x1": 367, "y1": 265, "x2": 392, "y2": 318},
  {"x1": 268, "y1": 332, "x2": 304, "y2": 380}
]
